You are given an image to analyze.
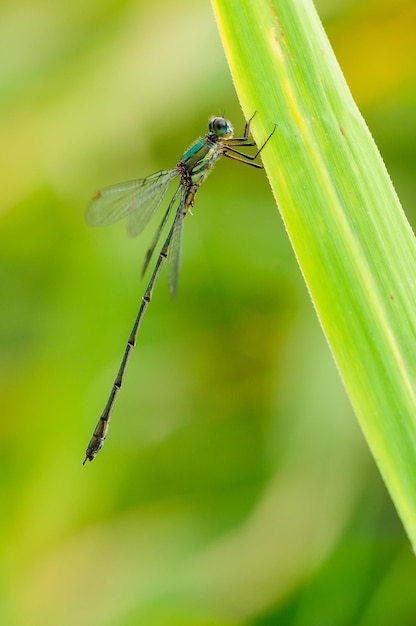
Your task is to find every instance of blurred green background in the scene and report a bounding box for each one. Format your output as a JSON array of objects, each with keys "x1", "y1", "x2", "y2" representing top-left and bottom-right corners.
[{"x1": 1, "y1": 0, "x2": 416, "y2": 624}]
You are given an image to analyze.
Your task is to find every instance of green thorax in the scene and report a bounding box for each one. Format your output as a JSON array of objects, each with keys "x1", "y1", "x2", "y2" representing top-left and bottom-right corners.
[{"x1": 179, "y1": 135, "x2": 223, "y2": 184}]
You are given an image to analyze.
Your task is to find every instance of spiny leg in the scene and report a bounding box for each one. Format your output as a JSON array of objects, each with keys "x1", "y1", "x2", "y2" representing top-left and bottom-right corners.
[
  {"x1": 223, "y1": 123, "x2": 277, "y2": 166},
  {"x1": 223, "y1": 153, "x2": 264, "y2": 169},
  {"x1": 233, "y1": 110, "x2": 258, "y2": 142}
]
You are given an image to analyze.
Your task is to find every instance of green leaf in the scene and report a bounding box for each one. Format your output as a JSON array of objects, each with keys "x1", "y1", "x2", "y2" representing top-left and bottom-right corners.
[{"x1": 212, "y1": 0, "x2": 416, "y2": 545}]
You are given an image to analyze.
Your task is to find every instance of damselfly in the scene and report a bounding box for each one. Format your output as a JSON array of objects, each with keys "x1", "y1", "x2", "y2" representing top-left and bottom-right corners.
[{"x1": 83, "y1": 112, "x2": 275, "y2": 464}]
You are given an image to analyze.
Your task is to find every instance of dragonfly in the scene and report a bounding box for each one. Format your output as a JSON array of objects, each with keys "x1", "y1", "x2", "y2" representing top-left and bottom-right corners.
[{"x1": 83, "y1": 112, "x2": 275, "y2": 464}]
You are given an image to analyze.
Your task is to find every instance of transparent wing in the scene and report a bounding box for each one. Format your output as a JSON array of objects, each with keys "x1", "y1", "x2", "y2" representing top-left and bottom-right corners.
[
  {"x1": 86, "y1": 169, "x2": 179, "y2": 238},
  {"x1": 168, "y1": 191, "x2": 186, "y2": 299},
  {"x1": 142, "y1": 184, "x2": 182, "y2": 277}
]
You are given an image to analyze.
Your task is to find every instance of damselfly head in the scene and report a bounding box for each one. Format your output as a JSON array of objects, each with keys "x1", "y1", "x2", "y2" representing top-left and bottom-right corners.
[{"x1": 209, "y1": 116, "x2": 233, "y2": 139}]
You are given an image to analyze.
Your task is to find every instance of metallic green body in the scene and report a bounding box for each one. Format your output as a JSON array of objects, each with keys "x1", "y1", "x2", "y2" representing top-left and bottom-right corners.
[{"x1": 83, "y1": 113, "x2": 274, "y2": 464}]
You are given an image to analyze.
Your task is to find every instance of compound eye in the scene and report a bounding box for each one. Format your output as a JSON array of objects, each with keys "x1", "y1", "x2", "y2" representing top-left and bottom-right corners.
[
  {"x1": 213, "y1": 117, "x2": 228, "y2": 135},
  {"x1": 212, "y1": 117, "x2": 228, "y2": 135}
]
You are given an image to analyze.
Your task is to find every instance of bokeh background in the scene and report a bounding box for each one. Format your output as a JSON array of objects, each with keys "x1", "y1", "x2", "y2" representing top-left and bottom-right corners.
[{"x1": 1, "y1": 0, "x2": 416, "y2": 624}]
